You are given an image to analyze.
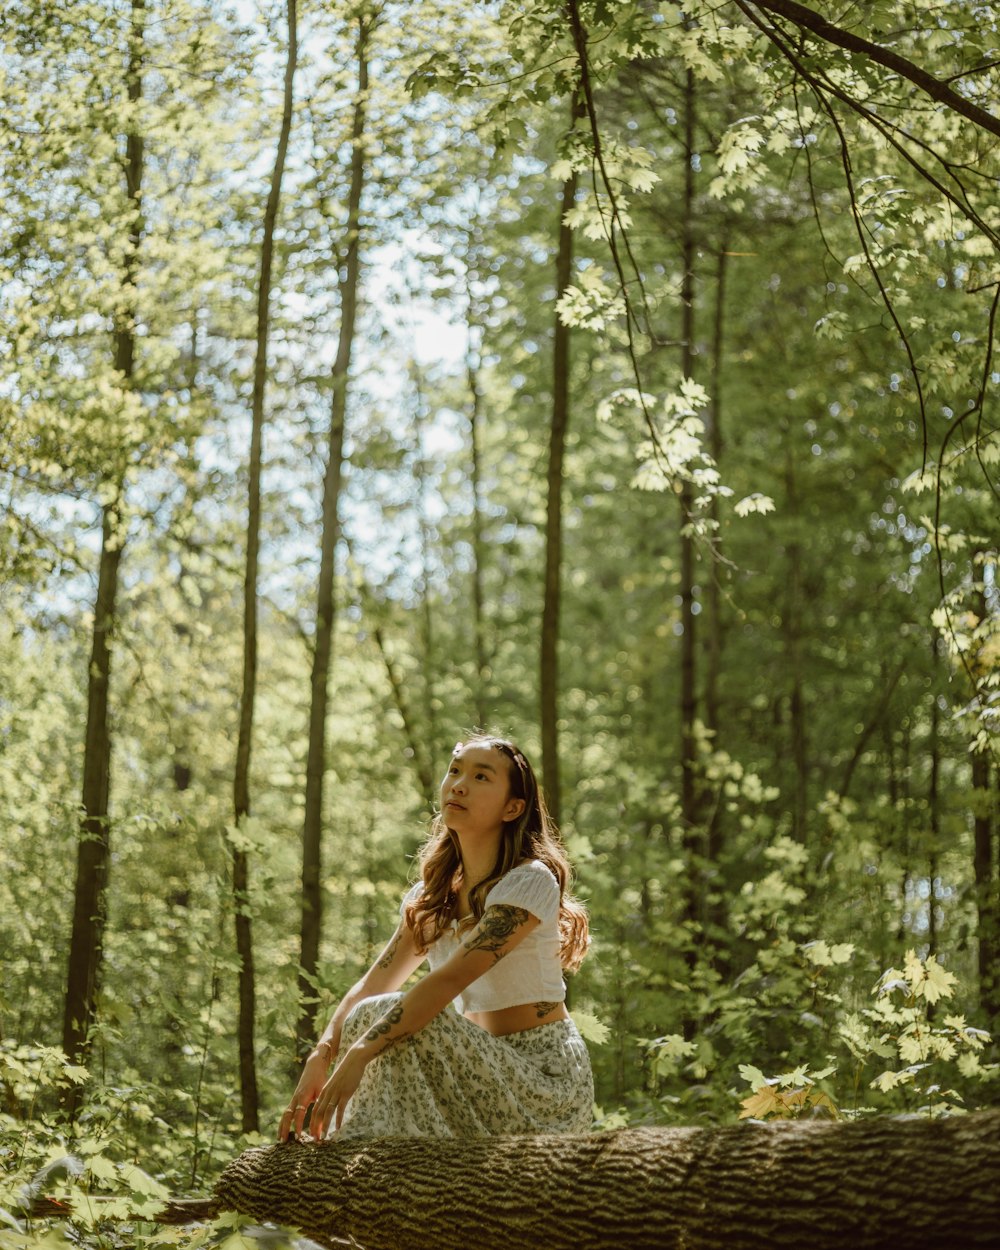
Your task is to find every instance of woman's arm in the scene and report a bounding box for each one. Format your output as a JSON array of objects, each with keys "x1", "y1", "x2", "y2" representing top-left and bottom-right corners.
[
  {"x1": 278, "y1": 919, "x2": 425, "y2": 1140},
  {"x1": 309, "y1": 903, "x2": 540, "y2": 1136}
]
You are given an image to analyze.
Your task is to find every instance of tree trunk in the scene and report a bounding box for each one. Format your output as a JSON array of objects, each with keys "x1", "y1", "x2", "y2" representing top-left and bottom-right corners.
[
  {"x1": 296, "y1": 11, "x2": 371, "y2": 1061},
  {"x1": 231, "y1": 0, "x2": 297, "y2": 1136},
  {"x1": 677, "y1": 66, "x2": 702, "y2": 962},
  {"x1": 972, "y1": 555, "x2": 998, "y2": 1027},
  {"x1": 783, "y1": 431, "x2": 807, "y2": 839},
  {"x1": 160, "y1": 1110, "x2": 1000, "y2": 1250},
  {"x1": 465, "y1": 266, "x2": 490, "y2": 728},
  {"x1": 703, "y1": 244, "x2": 727, "y2": 738},
  {"x1": 928, "y1": 663, "x2": 940, "y2": 956},
  {"x1": 540, "y1": 93, "x2": 582, "y2": 826},
  {"x1": 411, "y1": 367, "x2": 439, "y2": 755},
  {"x1": 61, "y1": 0, "x2": 145, "y2": 1111},
  {"x1": 704, "y1": 243, "x2": 728, "y2": 947}
]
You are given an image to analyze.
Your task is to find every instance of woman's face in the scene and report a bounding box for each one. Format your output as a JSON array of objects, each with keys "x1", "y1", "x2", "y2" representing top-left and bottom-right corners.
[{"x1": 439, "y1": 743, "x2": 524, "y2": 836}]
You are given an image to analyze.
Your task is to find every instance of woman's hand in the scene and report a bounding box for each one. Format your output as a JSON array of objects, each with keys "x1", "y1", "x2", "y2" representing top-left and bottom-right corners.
[
  {"x1": 277, "y1": 1045, "x2": 335, "y2": 1142},
  {"x1": 309, "y1": 1045, "x2": 370, "y2": 1138}
]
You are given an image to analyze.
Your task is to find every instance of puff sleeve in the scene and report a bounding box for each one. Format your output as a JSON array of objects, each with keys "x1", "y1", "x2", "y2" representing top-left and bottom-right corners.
[
  {"x1": 484, "y1": 862, "x2": 560, "y2": 925},
  {"x1": 399, "y1": 880, "x2": 422, "y2": 917}
]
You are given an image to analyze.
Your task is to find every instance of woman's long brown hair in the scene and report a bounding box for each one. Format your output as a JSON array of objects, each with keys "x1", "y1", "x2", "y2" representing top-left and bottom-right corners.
[{"x1": 403, "y1": 734, "x2": 590, "y2": 973}]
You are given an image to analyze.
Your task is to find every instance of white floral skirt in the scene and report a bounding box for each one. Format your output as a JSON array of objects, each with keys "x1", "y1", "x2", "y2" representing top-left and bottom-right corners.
[{"x1": 334, "y1": 992, "x2": 593, "y2": 1139}]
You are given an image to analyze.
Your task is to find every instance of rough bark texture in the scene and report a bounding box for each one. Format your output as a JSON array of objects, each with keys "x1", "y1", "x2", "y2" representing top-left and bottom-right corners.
[{"x1": 160, "y1": 1111, "x2": 1000, "y2": 1250}]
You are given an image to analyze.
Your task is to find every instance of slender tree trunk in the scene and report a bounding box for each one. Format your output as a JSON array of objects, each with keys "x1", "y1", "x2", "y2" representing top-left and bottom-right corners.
[
  {"x1": 296, "y1": 12, "x2": 371, "y2": 1061},
  {"x1": 704, "y1": 244, "x2": 728, "y2": 947},
  {"x1": 678, "y1": 67, "x2": 702, "y2": 959},
  {"x1": 928, "y1": 667, "x2": 940, "y2": 956},
  {"x1": 465, "y1": 268, "x2": 489, "y2": 727},
  {"x1": 972, "y1": 554, "x2": 998, "y2": 1027},
  {"x1": 783, "y1": 434, "x2": 807, "y2": 839},
  {"x1": 61, "y1": 0, "x2": 145, "y2": 1114},
  {"x1": 540, "y1": 93, "x2": 583, "y2": 826},
  {"x1": 411, "y1": 368, "x2": 438, "y2": 752},
  {"x1": 972, "y1": 749, "x2": 997, "y2": 1023},
  {"x1": 704, "y1": 244, "x2": 727, "y2": 738},
  {"x1": 231, "y1": 0, "x2": 297, "y2": 1134}
]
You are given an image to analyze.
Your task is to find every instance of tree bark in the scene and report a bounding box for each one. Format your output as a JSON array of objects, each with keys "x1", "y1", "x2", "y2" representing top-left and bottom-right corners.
[
  {"x1": 296, "y1": 10, "x2": 371, "y2": 1061},
  {"x1": 232, "y1": 0, "x2": 297, "y2": 1136},
  {"x1": 465, "y1": 264, "x2": 490, "y2": 728},
  {"x1": 927, "y1": 663, "x2": 940, "y2": 957},
  {"x1": 703, "y1": 243, "x2": 728, "y2": 947},
  {"x1": 159, "y1": 1110, "x2": 1000, "y2": 1250},
  {"x1": 540, "y1": 92, "x2": 583, "y2": 826},
  {"x1": 61, "y1": 0, "x2": 145, "y2": 1110},
  {"x1": 678, "y1": 66, "x2": 702, "y2": 964},
  {"x1": 972, "y1": 558, "x2": 998, "y2": 1027},
  {"x1": 703, "y1": 244, "x2": 727, "y2": 739},
  {"x1": 782, "y1": 432, "x2": 807, "y2": 839},
  {"x1": 410, "y1": 367, "x2": 439, "y2": 756}
]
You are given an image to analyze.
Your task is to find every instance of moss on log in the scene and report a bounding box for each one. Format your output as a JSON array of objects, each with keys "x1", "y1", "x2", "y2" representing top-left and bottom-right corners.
[{"x1": 157, "y1": 1109, "x2": 1000, "y2": 1250}]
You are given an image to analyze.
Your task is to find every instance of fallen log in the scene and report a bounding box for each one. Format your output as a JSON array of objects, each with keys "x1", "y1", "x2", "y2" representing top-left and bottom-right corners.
[{"x1": 157, "y1": 1109, "x2": 1000, "y2": 1250}]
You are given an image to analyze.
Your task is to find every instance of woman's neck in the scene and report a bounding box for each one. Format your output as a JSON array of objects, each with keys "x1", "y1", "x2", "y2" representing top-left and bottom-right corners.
[{"x1": 454, "y1": 830, "x2": 503, "y2": 902}]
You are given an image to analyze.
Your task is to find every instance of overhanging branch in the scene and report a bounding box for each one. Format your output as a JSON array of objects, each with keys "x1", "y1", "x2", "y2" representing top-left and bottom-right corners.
[{"x1": 747, "y1": 0, "x2": 1000, "y2": 140}]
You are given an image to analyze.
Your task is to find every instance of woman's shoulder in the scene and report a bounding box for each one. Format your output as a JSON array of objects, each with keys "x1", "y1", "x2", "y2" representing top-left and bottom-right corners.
[
  {"x1": 399, "y1": 878, "x2": 424, "y2": 911},
  {"x1": 505, "y1": 858, "x2": 558, "y2": 885},
  {"x1": 486, "y1": 859, "x2": 560, "y2": 910}
]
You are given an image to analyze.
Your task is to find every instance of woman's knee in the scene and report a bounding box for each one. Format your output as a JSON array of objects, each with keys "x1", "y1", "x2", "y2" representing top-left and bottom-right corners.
[{"x1": 343, "y1": 992, "x2": 403, "y2": 1041}]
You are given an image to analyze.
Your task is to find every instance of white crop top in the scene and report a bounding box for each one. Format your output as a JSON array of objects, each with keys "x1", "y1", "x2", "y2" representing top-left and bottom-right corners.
[{"x1": 400, "y1": 860, "x2": 566, "y2": 1013}]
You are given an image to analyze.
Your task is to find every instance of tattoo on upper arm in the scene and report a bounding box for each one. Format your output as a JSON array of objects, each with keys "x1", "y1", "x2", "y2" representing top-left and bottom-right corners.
[
  {"x1": 363, "y1": 1003, "x2": 411, "y2": 1050},
  {"x1": 462, "y1": 904, "x2": 531, "y2": 963},
  {"x1": 376, "y1": 932, "x2": 402, "y2": 970},
  {"x1": 534, "y1": 1001, "x2": 561, "y2": 1018}
]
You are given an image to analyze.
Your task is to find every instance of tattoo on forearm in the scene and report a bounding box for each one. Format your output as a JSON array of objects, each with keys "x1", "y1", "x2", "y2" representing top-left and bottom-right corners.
[
  {"x1": 462, "y1": 904, "x2": 531, "y2": 963},
  {"x1": 363, "y1": 1003, "x2": 411, "y2": 1051},
  {"x1": 534, "y1": 1001, "x2": 562, "y2": 1018},
  {"x1": 376, "y1": 933, "x2": 401, "y2": 970}
]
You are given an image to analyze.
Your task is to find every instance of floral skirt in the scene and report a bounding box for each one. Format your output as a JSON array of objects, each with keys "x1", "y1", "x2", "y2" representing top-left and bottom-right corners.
[{"x1": 334, "y1": 992, "x2": 593, "y2": 1139}]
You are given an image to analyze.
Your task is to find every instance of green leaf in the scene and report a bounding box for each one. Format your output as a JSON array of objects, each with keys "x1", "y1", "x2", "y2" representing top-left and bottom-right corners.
[
  {"x1": 571, "y1": 1010, "x2": 610, "y2": 1045},
  {"x1": 738, "y1": 1063, "x2": 767, "y2": 1091}
]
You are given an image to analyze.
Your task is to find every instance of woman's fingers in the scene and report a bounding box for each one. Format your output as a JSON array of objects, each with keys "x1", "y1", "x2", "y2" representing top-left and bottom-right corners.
[
  {"x1": 293, "y1": 1097, "x2": 310, "y2": 1138},
  {"x1": 278, "y1": 1085, "x2": 318, "y2": 1141}
]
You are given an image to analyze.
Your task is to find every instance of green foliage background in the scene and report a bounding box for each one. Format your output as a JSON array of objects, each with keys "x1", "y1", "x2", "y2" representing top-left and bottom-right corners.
[{"x1": 1, "y1": 0, "x2": 998, "y2": 1241}]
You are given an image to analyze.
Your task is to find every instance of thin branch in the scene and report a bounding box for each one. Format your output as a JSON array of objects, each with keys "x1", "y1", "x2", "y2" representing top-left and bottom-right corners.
[
  {"x1": 736, "y1": 2, "x2": 932, "y2": 468},
  {"x1": 732, "y1": 2, "x2": 1000, "y2": 252},
  {"x1": 747, "y1": 0, "x2": 1000, "y2": 140}
]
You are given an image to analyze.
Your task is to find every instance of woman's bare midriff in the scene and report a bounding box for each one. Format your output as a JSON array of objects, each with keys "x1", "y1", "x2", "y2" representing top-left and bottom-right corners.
[{"x1": 465, "y1": 1001, "x2": 570, "y2": 1036}]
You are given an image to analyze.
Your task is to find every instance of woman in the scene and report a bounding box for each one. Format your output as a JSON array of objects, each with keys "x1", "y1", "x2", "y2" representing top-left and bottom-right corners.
[{"x1": 278, "y1": 733, "x2": 593, "y2": 1140}]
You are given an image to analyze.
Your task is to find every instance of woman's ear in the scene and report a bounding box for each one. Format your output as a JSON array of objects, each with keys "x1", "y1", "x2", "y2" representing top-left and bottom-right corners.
[{"x1": 504, "y1": 797, "x2": 526, "y2": 822}]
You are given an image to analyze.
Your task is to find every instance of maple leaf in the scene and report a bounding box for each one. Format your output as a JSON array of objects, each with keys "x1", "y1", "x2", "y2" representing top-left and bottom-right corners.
[
  {"x1": 904, "y1": 949, "x2": 925, "y2": 995},
  {"x1": 739, "y1": 1086, "x2": 780, "y2": 1120},
  {"x1": 922, "y1": 956, "x2": 957, "y2": 1004}
]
